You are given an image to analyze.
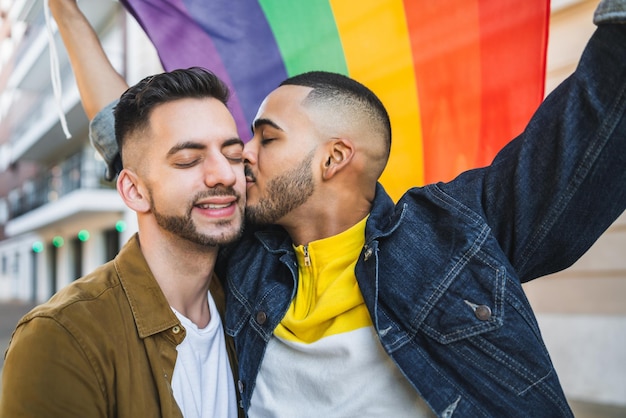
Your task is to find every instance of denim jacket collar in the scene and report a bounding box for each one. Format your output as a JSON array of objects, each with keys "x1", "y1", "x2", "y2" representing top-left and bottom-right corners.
[{"x1": 364, "y1": 183, "x2": 406, "y2": 241}]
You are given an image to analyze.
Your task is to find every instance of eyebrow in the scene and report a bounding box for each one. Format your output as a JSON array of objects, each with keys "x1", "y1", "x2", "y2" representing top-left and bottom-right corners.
[
  {"x1": 251, "y1": 118, "x2": 283, "y2": 134},
  {"x1": 223, "y1": 137, "x2": 245, "y2": 148},
  {"x1": 167, "y1": 137, "x2": 243, "y2": 156},
  {"x1": 167, "y1": 141, "x2": 205, "y2": 156}
]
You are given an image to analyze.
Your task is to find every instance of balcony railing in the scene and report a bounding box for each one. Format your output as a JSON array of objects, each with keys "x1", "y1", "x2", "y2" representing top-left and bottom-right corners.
[{"x1": 8, "y1": 149, "x2": 115, "y2": 220}]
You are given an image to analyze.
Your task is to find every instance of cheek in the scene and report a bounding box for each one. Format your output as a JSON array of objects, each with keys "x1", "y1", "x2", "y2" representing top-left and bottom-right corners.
[
  {"x1": 153, "y1": 183, "x2": 183, "y2": 206},
  {"x1": 255, "y1": 148, "x2": 274, "y2": 171},
  {"x1": 158, "y1": 173, "x2": 197, "y2": 199},
  {"x1": 256, "y1": 152, "x2": 280, "y2": 179},
  {"x1": 235, "y1": 171, "x2": 247, "y2": 194}
]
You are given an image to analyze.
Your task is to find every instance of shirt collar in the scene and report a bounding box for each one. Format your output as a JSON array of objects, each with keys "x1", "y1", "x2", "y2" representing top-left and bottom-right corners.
[{"x1": 114, "y1": 234, "x2": 182, "y2": 340}]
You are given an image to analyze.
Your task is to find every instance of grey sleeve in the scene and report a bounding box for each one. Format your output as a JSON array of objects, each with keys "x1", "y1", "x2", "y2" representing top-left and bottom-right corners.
[
  {"x1": 594, "y1": 0, "x2": 626, "y2": 24},
  {"x1": 89, "y1": 99, "x2": 120, "y2": 181}
]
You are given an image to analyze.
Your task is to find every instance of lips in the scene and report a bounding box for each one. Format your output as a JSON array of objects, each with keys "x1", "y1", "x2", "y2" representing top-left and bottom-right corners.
[
  {"x1": 196, "y1": 202, "x2": 231, "y2": 209},
  {"x1": 194, "y1": 196, "x2": 236, "y2": 208},
  {"x1": 193, "y1": 187, "x2": 239, "y2": 209},
  {"x1": 192, "y1": 195, "x2": 239, "y2": 219}
]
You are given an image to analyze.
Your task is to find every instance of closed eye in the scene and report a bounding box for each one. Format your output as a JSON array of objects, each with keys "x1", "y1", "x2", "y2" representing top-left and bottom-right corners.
[
  {"x1": 173, "y1": 159, "x2": 201, "y2": 168},
  {"x1": 223, "y1": 140, "x2": 244, "y2": 163},
  {"x1": 252, "y1": 118, "x2": 283, "y2": 146},
  {"x1": 226, "y1": 155, "x2": 243, "y2": 164}
]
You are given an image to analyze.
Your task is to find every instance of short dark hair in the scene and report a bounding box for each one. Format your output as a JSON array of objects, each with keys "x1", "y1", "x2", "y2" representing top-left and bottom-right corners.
[
  {"x1": 114, "y1": 67, "x2": 230, "y2": 163},
  {"x1": 280, "y1": 71, "x2": 391, "y2": 151}
]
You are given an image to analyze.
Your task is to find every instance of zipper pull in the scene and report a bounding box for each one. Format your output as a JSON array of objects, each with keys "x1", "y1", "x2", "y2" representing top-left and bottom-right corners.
[{"x1": 303, "y1": 245, "x2": 311, "y2": 267}]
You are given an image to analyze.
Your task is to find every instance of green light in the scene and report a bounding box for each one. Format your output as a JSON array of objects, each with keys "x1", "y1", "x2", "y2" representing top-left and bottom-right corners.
[
  {"x1": 52, "y1": 236, "x2": 64, "y2": 248},
  {"x1": 77, "y1": 230, "x2": 90, "y2": 242},
  {"x1": 32, "y1": 241, "x2": 44, "y2": 253},
  {"x1": 115, "y1": 220, "x2": 127, "y2": 233}
]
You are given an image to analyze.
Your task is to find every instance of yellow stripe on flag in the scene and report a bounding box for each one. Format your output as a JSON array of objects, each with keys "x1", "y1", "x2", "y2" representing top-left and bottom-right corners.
[{"x1": 330, "y1": 0, "x2": 424, "y2": 200}]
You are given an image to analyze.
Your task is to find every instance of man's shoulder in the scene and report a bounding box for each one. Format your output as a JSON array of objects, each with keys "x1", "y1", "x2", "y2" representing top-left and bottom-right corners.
[{"x1": 19, "y1": 260, "x2": 124, "y2": 329}]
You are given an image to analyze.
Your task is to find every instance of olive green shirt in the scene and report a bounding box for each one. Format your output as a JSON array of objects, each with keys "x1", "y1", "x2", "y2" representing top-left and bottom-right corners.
[{"x1": 0, "y1": 234, "x2": 240, "y2": 417}]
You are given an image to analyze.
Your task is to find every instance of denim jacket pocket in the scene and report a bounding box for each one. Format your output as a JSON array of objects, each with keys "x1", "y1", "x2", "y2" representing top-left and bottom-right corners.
[
  {"x1": 420, "y1": 250, "x2": 506, "y2": 343},
  {"x1": 420, "y1": 251, "x2": 554, "y2": 396}
]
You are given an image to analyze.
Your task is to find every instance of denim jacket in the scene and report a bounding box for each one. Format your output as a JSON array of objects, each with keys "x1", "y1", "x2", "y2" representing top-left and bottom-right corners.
[{"x1": 216, "y1": 22, "x2": 626, "y2": 417}]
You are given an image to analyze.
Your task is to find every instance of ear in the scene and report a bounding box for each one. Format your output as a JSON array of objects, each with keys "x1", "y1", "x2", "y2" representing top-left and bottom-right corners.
[
  {"x1": 117, "y1": 169, "x2": 151, "y2": 213},
  {"x1": 321, "y1": 138, "x2": 355, "y2": 181}
]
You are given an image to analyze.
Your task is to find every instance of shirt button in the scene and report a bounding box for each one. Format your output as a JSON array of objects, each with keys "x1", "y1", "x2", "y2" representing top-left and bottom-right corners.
[
  {"x1": 172, "y1": 325, "x2": 181, "y2": 334},
  {"x1": 256, "y1": 311, "x2": 267, "y2": 325},
  {"x1": 475, "y1": 305, "x2": 492, "y2": 321},
  {"x1": 238, "y1": 380, "x2": 244, "y2": 393}
]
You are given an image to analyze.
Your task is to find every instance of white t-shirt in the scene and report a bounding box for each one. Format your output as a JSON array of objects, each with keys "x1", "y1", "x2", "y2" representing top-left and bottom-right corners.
[{"x1": 171, "y1": 293, "x2": 237, "y2": 418}]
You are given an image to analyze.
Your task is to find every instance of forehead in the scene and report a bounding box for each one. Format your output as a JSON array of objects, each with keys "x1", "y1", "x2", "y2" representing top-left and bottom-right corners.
[
  {"x1": 254, "y1": 85, "x2": 313, "y2": 126},
  {"x1": 148, "y1": 97, "x2": 238, "y2": 144}
]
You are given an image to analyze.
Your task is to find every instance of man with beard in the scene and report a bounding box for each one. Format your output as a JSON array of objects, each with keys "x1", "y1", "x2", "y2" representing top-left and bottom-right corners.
[
  {"x1": 0, "y1": 68, "x2": 246, "y2": 418},
  {"x1": 43, "y1": 0, "x2": 626, "y2": 416}
]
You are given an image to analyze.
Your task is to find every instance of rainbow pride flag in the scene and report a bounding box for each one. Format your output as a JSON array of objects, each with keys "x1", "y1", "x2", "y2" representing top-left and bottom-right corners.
[{"x1": 120, "y1": 0, "x2": 549, "y2": 201}]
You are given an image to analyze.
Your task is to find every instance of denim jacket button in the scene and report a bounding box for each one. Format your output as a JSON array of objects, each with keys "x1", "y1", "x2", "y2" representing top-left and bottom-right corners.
[
  {"x1": 475, "y1": 305, "x2": 492, "y2": 321},
  {"x1": 256, "y1": 311, "x2": 267, "y2": 325},
  {"x1": 364, "y1": 247, "x2": 373, "y2": 261},
  {"x1": 237, "y1": 380, "x2": 244, "y2": 393}
]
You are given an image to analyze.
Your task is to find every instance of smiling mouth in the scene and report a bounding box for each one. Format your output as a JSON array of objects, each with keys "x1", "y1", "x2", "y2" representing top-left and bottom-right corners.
[
  {"x1": 196, "y1": 202, "x2": 232, "y2": 209},
  {"x1": 193, "y1": 191, "x2": 238, "y2": 211}
]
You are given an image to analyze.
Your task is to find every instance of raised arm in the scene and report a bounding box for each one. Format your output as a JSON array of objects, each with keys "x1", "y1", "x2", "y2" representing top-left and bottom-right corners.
[
  {"x1": 48, "y1": 0, "x2": 128, "y2": 119},
  {"x1": 440, "y1": 3, "x2": 626, "y2": 281}
]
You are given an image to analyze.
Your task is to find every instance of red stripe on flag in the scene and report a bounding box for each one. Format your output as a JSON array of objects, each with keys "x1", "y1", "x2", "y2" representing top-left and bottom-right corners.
[{"x1": 405, "y1": 0, "x2": 548, "y2": 183}]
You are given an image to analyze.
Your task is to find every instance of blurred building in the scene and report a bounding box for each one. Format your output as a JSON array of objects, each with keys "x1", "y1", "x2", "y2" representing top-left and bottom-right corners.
[
  {"x1": 0, "y1": 0, "x2": 622, "y2": 414},
  {"x1": 0, "y1": 0, "x2": 158, "y2": 302}
]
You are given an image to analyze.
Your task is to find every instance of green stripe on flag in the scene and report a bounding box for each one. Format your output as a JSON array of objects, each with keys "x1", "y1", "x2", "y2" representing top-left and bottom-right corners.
[{"x1": 259, "y1": 0, "x2": 348, "y2": 76}]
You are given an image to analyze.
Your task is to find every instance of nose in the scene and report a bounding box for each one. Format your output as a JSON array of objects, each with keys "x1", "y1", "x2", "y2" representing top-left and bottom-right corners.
[
  {"x1": 203, "y1": 154, "x2": 237, "y2": 188},
  {"x1": 242, "y1": 138, "x2": 258, "y2": 165}
]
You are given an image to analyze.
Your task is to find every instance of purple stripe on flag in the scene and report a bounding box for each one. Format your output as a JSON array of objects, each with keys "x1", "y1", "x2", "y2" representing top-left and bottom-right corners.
[
  {"x1": 120, "y1": 0, "x2": 248, "y2": 138},
  {"x1": 181, "y1": 0, "x2": 287, "y2": 134},
  {"x1": 120, "y1": 0, "x2": 289, "y2": 141}
]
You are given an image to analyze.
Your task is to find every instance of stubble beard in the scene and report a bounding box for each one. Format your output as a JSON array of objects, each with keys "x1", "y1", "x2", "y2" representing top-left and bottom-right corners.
[
  {"x1": 150, "y1": 187, "x2": 244, "y2": 247},
  {"x1": 246, "y1": 150, "x2": 315, "y2": 225}
]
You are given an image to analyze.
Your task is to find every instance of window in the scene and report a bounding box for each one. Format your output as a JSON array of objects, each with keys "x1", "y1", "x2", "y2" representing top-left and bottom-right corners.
[
  {"x1": 104, "y1": 228, "x2": 120, "y2": 262},
  {"x1": 71, "y1": 237, "x2": 83, "y2": 280},
  {"x1": 48, "y1": 244, "x2": 58, "y2": 295}
]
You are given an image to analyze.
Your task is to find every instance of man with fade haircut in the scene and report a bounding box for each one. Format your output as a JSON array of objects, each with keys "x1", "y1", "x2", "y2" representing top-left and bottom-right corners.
[{"x1": 1, "y1": 67, "x2": 246, "y2": 418}]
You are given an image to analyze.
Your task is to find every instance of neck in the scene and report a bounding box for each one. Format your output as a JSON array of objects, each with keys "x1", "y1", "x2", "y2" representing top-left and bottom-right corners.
[
  {"x1": 137, "y1": 226, "x2": 218, "y2": 328},
  {"x1": 281, "y1": 189, "x2": 372, "y2": 246}
]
